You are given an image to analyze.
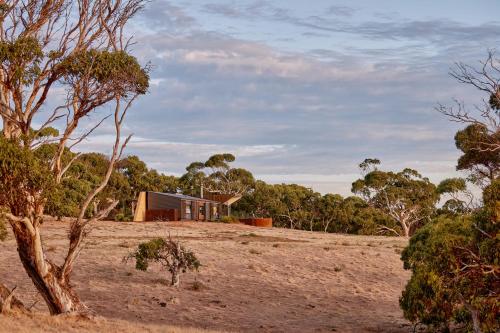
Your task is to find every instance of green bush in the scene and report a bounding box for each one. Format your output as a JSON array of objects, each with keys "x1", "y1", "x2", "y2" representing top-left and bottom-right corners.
[
  {"x1": 220, "y1": 215, "x2": 239, "y2": 224},
  {"x1": 127, "y1": 237, "x2": 200, "y2": 287},
  {"x1": 0, "y1": 218, "x2": 7, "y2": 241},
  {"x1": 114, "y1": 213, "x2": 132, "y2": 222},
  {"x1": 400, "y1": 182, "x2": 499, "y2": 333},
  {"x1": 0, "y1": 137, "x2": 55, "y2": 217}
]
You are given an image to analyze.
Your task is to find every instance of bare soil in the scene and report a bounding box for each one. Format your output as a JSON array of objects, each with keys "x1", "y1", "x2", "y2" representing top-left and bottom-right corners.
[{"x1": 0, "y1": 220, "x2": 412, "y2": 332}]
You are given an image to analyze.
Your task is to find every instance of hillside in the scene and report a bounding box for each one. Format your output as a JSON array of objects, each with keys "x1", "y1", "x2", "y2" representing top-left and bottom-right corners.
[{"x1": 0, "y1": 221, "x2": 411, "y2": 333}]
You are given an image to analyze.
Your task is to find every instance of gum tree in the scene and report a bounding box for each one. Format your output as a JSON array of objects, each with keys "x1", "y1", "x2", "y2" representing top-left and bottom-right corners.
[
  {"x1": 352, "y1": 165, "x2": 439, "y2": 237},
  {"x1": 0, "y1": 0, "x2": 148, "y2": 314}
]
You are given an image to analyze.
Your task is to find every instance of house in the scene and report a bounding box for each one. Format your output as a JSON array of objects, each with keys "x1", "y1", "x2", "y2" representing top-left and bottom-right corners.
[{"x1": 133, "y1": 191, "x2": 224, "y2": 222}]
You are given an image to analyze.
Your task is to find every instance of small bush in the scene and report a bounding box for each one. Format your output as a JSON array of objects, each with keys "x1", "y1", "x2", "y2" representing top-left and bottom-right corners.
[
  {"x1": 220, "y1": 216, "x2": 239, "y2": 224},
  {"x1": 0, "y1": 218, "x2": 7, "y2": 241},
  {"x1": 115, "y1": 213, "x2": 132, "y2": 222},
  {"x1": 127, "y1": 237, "x2": 200, "y2": 287}
]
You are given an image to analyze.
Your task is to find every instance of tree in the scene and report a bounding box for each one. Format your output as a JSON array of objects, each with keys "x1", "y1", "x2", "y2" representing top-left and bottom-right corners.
[
  {"x1": 400, "y1": 182, "x2": 499, "y2": 333},
  {"x1": 128, "y1": 237, "x2": 201, "y2": 287},
  {"x1": 401, "y1": 52, "x2": 500, "y2": 333},
  {"x1": 180, "y1": 154, "x2": 255, "y2": 197},
  {"x1": 115, "y1": 155, "x2": 179, "y2": 217},
  {"x1": 437, "y1": 50, "x2": 500, "y2": 185},
  {"x1": 0, "y1": 0, "x2": 148, "y2": 314},
  {"x1": 437, "y1": 178, "x2": 475, "y2": 215},
  {"x1": 352, "y1": 165, "x2": 439, "y2": 237},
  {"x1": 453, "y1": 125, "x2": 500, "y2": 186}
]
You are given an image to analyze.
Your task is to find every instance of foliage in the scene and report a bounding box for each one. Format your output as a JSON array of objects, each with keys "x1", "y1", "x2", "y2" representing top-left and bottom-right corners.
[
  {"x1": 436, "y1": 178, "x2": 473, "y2": 216},
  {"x1": 0, "y1": 37, "x2": 43, "y2": 86},
  {"x1": 352, "y1": 166, "x2": 439, "y2": 237},
  {"x1": 59, "y1": 50, "x2": 149, "y2": 96},
  {"x1": 220, "y1": 215, "x2": 239, "y2": 224},
  {"x1": 128, "y1": 237, "x2": 201, "y2": 287},
  {"x1": 0, "y1": 218, "x2": 6, "y2": 241},
  {"x1": 0, "y1": 137, "x2": 55, "y2": 216},
  {"x1": 402, "y1": 53, "x2": 500, "y2": 333},
  {"x1": 234, "y1": 181, "x2": 398, "y2": 234},
  {"x1": 400, "y1": 200, "x2": 499, "y2": 332},
  {"x1": 454, "y1": 124, "x2": 500, "y2": 186},
  {"x1": 43, "y1": 154, "x2": 179, "y2": 220},
  {"x1": 180, "y1": 153, "x2": 255, "y2": 196}
]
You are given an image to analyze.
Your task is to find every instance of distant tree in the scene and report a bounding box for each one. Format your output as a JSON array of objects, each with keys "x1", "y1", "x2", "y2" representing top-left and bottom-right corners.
[
  {"x1": 180, "y1": 154, "x2": 255, "y2": 196},
  {"x1": 128, "y1": 237, "x2": 200, "y2": 287},
  {"x1": 316, "y1": 193, "x2": 344, "y2": 232},
  {"x1": 352, "y1": 165, "x2": 439, "y2": 237},
  {"x1": 437, "y1": 177, "x2": 475, "y2": 215},
  {"x1": 235, "y1": 181, "x2": 398, "y2": 235},
  {"x1": 115, "y1": 155, "x2": 178, "y2": 216},
  {"x1": 359, "y1": 158, "x2": 381, "y2": 175}
]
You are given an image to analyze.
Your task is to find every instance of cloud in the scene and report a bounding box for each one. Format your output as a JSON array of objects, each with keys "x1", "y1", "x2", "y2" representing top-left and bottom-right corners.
[
  {"x1": 201, "y1": 1, "x2": 500, "y2": 48},
  {"x1": 326, "y1": 5, "x2": 357, "y2": 17},
  {"x1": 56, "y1": 1, "x2": 496, "y2": 195},
  {"x1": 137, "y1": 1, "x2": 197, "y2": 32}
]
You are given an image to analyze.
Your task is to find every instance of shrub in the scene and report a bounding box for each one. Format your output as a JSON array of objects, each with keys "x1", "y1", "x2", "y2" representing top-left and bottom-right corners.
[
  {"x1": 220, "y1": 215, "x2": 239, "y2": 224},
  {"x1": 400, "y1": 197, "x2": 499, "y2": 333},
  {"x1": 114, "y1": 213, "x2": 132, "y2": 222},
  {"x1": 0, "y1": 218, "x2": 6, "y2": 241},
  {"x1": 127, "y1": 237, "x2": 200, "y2": 287}
]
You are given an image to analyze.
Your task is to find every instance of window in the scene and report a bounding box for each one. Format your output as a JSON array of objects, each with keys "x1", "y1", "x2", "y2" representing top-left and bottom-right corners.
[{"x1": 185, "y1": 201, "x2": 192, "y2": 219}]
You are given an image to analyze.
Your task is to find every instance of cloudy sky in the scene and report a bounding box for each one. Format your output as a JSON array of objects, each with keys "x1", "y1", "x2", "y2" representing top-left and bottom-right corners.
[{"x1": 78, "y1": 0, "x2": 499, "y2": 196}]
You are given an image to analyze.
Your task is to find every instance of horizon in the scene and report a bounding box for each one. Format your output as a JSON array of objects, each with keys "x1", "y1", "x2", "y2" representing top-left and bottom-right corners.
[{"x1": 61, "y1": 0, "x2": 499, "y2": 196}]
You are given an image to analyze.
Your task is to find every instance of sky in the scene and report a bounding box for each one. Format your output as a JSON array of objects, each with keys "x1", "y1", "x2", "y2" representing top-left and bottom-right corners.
[{"x1": 75, "y1": 0, "x2": 500, "y2": 196}]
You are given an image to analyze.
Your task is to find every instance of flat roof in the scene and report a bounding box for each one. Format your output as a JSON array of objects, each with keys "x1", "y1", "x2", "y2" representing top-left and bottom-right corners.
[{"x1": 149, "y1": 191, "x2": 220, "y2": 204}]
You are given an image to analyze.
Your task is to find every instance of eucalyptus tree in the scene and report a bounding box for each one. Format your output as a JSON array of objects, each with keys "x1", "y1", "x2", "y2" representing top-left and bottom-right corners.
[
  {"x1": 352, "y1": 165, "x2": 439, "y2": 237},
  {"x1": 0, "y1": 0, "x2": 149, "y2": 314},
  {"x1": 436, "y1": 177, "x2": 475, "y2": 215},
  {"x1": 401, "y1": 52, "x2": 500, "y2": 333},
  {"x1": 180, "y1": 154, "x2": 255, "y2": 196},
  {"x1": 437, "y1": 50, "x2": 500, "y2": 187}
]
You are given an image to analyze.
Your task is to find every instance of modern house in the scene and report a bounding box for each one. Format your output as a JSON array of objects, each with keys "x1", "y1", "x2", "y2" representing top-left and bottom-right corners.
[{"x1": 133, "y1": 191, "x2": 223, "y2": 222}]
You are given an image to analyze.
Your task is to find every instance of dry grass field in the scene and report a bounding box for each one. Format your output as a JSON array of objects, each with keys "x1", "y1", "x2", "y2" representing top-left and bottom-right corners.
[{"x1": 0, "y1": 220, "x2": 412, "y2": 332}]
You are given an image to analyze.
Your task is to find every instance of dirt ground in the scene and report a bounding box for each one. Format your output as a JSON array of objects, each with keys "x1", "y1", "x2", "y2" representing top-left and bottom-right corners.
[{"x1": 0, "y1": 220, "x2": 413, "y2": 333}]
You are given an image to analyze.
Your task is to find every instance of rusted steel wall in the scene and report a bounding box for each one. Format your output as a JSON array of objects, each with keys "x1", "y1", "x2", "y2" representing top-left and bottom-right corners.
[
  {"x1": 145, "y1": 209, "x2": 179, "y2": 221},
  {"x1": 239, "y1": 218, "x2": 273, "y2": 228},
  {"x1": 147, "y1": 192, "x2": 181, "y2": 210}
]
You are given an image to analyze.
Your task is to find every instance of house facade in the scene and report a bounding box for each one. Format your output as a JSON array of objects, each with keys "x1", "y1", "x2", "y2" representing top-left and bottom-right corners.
[{"x1": 133, "y1": 191, "x2": 222, "y2": 222}]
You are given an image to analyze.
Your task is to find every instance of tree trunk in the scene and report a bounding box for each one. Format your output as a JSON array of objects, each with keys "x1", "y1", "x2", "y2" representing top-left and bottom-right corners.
[
  {"x1": 170, "y1": 271, "x2": 180, "y2": 288},
  {"x1": 464, "y1": 301, "x2": 482, "y2": 333},
  {"x1": 9, "y1": 216, "x2": 86, "y2": 315},
  {"x1": 400, "y1": 218, "x2": 410, "y2": 237}
]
